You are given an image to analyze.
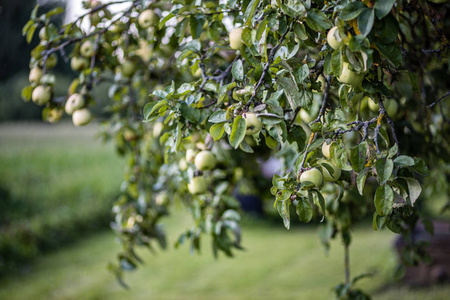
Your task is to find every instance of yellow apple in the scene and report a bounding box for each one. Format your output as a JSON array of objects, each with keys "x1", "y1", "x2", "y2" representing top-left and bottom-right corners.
[
  {"x1": 32, "y1": 85, "x2": 52, "y2": 105},
  {"x1": 322, "y1": 141, "x2": 335, "y2": 159},
  {"x1": 29, "y1": 67, "x2": 43, "y2": 84},
  {"x1": 47, "y1": 108, "x2": 64, "y2": 123},
  {"x1": 186, "y1": 149, "x2": 197, "y2": 163},
  {"x1": 138, "y1": 9, "x2": 158, "y2": 28},
  {"x1": 65, "y1": 93, "x2": 85, "y2": 115},
  {"x1": 229, "y1": 28, "x2": 244, "y2": 50},
  {"x1": 367, "y1": 96, "x2": 379, "y2": 112},
  {"x1": 72, "y1": 108, "x2": 92, "y2": 126}
]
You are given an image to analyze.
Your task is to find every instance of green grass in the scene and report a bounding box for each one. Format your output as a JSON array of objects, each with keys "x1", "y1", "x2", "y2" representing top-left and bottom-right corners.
[{"x1": 0, "y1": 211, "x2": 449, "y2": 300}]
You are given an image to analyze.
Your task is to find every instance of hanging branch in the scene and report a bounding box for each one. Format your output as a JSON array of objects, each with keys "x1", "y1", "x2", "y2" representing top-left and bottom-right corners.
[{"x1": 426, "y1": 90, "x2": 450, "y2": 109}]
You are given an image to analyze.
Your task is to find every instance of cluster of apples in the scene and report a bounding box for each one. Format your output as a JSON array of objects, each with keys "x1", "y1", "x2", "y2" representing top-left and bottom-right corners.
[{"x1": 185, "y1": 148, "x2": 216, "y2": 195}]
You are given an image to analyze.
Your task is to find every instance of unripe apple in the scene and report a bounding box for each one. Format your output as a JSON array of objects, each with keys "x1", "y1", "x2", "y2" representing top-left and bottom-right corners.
[
  {"x1": 121, "y1": 59, "x2": 137, "y2": 77},
  {"x1": 44, "y1": 54, "x2": 58, "y2": 69},
  {"x1": 194, "y1": 150, "x2": 216, "y2": 171},
  {"x1": 155, "y1": 191, "x2": 169, "y2": 206},
  {"x1": 300, "y1": 168, "x2": 323, "y2": 186},
  {"x1": 70, "y1": 56, "x2": 90, "y2": 72},
  {"x1": 29, "y1": 67, "x2": 43, "y2": 84},
  {"x1": 152, "y1": 121, "x2": 164, "y2": 137},
  {"x1": 298, "y1": 108, "x2": 317, "y2": 124},
  {"x1": 186, "y1": 149, "x2": 197, "y2": 163},
  {"x1": 327, "y1": 26, "x2": 346, "y2": 50},
  {"x1": 47, "y1": 108, "x2": 64, "y2": 123},
  {"x1": 39, "y1": 27, "x2": 48, "y2": 40},
  {"x1": 90, "y1": 12, "x2": 102, "y2": 26},
  {"x1": 229, "y1": 28, "x2": 244, "y2": 50},
  {"x1": 187, "y1": 176, "x2": 207, "y2": 194},
  {"x1": 337, "y1": 62, "x2": 364, "y2": 87},
  {"x1": 32, "y1": 85, "x2": 52, "y2": 105},
  {"x1": 89, "y1": 0, "x2": 102, "y2": 8},
  {"x1": 80, "y1": 40, "x2": 94, "y2": 58},
  {"x1": 385, "y1": 99, "x2": 399, "y2": 117},
  {"x1": 243, "y1": 112, "x2": 263, "y2": 135},
  {"x1": 72, "y1": 108, "x2": 92, "y2": 126},
  {"x1": 320, "y1": 160, "x2": 342, "y2": 182},
  {"x1": 138, "y1": 9, "x2": 158, "y2": 28},
  {"x1": 367, "y1": 96, "x2": 379, "y2": 112},
  {"x1": 322, "y1": 141, "x2": 335, "y2": 159},
  {"x1": 179, "y1": 158, "x2": 188, "y2": 171},
  {"x1": 65, "y1": 93, "x2": 85, "y2": 115},
  {"x1": 123, "y1": 128, "x2": 139, "y2": 142}
]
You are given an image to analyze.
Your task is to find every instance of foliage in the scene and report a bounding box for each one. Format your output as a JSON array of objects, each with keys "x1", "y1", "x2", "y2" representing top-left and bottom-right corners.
[{"x1": 21, "y1": 0, "x2": 449, "y2": 297}]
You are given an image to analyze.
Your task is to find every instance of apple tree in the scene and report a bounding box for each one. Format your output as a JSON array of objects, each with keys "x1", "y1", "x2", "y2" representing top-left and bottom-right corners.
[{"x1": 22, "y1": 0, "x2": 449, "y2": 298}]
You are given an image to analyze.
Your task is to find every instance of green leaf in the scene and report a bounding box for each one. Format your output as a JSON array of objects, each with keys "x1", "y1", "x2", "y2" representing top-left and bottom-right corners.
[
  {"x1": 21, "y1": 86, "x2": 33, "y2": 102},
  {"x1": 26, "y1": 23, "x2": 37, "y2": 44},
  {"x1": 357, "y1": 168, "x2": 370, "y2": 195},
  {"x1": 232, "y1": 59, "x2": 244, "y2": 81},
  {"x1": 412, "y1": 158, "x2": 429, "y2": 176},
  {"x1": 190, "y1": 14, "x2": 205, "y2": 39},
  {"x1": 143, "y1": 100, "x2": 168, "y2": 119},
  {"x1": 239, "y1": 138, "x2": 254, "y2": 153},
  {"x1": 372, "y1": 211, "x2": 386, "y2": 231},
  {"x1": 375, "y1": 157, "x2": 394, "y2": 184},
  {"x1": 276, "y1": 197, "x2": 291, "y2": 230},
  {"x1": 339, "y1": 2, "x2": 367, "y2": 21},
  {"x1": 357, "y1": 8, "x2": 375, "y2": 37},
  {"x1": 331, "y1": 48, "x2": 343, "y2": 77},
  {"x1": 287, "y1": 125, "x2": 307, "y2": 149},
  {"x1": 310, "y1": 190, "x2": 326, "y2": 218},
  {"x1": 276, "y1": 77, "x2": 302, "y2": 111},
  {"x1": 257, "y1": 113, "x2": 284, "y2": 125},
  {"x1": 374, "y1": 185, "x2": 394, "y2": 216},
  {"x1": 350, "y1": 142, "x2": 367, "y2": 172},
  {"x1": 22, "y1": 20, "x2": 33, "y2": 36},
  {"x1": 218, "y1": 82, "x2": 237, "y2": 103},
  {"x1": 331, "y1": 144, "x2": 352, "y2": 171},
  {"x1": 293, "y1": 22, "x2": 308, "y2": 41},
  {"x1": 393, "y1": 155, "x2": 415, "y2": 167},
  {"x1": 209, "y1": 110, "x2": 227, "y2": 123},
  {"x1": 244, "y1": 0, "x2": 261, "y2": 26},
  {"x1": 399, "y1": 177, "x2": 422, "y2": 206},
  {"x1": 229, "y1": 116, "x2": 246, "y2": 149},
  {"x1": 296, "y1": 198, "x2": 313, "y2": 223},
  {"x1": 306, "y1": 9, "x2": 332, "y2": 32},
  {"x1": 209, "y1": 123, "x2": 225, "y2": 141},
  {"x1": 374, "y1": 39, "x2": 402, "y2": 67},
  {"x1": 374, "y1": 0, "x2": 396, "y2": 19}
]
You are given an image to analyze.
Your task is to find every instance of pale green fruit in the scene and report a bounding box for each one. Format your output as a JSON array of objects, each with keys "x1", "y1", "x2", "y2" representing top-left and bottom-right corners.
[
  {"x1": 322, "y1": 141, "x2": 335, "y2": 159},
  {"x1": 152, "y1": 121, "x2": 164, "y2": 137},
  {"x1": 300, "y1": 168, "x2": 323, "y2": 186},
  {"x1": 188, "y1": 176, "x2": 207, "y2": 194},
  {"x1": 194, "y1": 150, "x2": 216, "y2": 171},
  {"x1": 243, "y1": 112, "x2": 263, "y2": 135},
  {"x1": 385, "y1": 99, "x2": 399, "y2": 117},
  {"x1": 47, "y1": 108, "x2": 63, "y2": 123},
  {"x1": 320, "y1": 160, "x2": 342, "y2": 182},
  {"x1": 186, "y1": 149, "x2": 197, "y2": 163},
  {"x1": 32, "y1": 85, "x2": 51, "y2": 105},
  {"x1": 155, "y1": 191, "x2": 169, "y2": 206},
  {"x1": 39, "y1": 27, "x2": 48, "y2": 40},
  {"x1": 138, "y1": 9, "x2": 158, "y2": 28},
  {"x1": 337, "y1": 62, "x2": 364, "y2": 87},
  {"x1": 70, "y1": 56, "x2": 90, "y2": 72},
  {"x1": 65, "y1": 93, "x2": 85, "y2": 115},
  {"x1": 80, "y1": 40, "x2": 94, "y2": 58},
  {"x1": 29, "y1": 67, "x2": 43, "y2": 84},
  {"x1": 178, "y1": 158, "x2": 188, "y2": 171},
  {"x1": 299, "y1": 108, "x2": 317, "y2": 124},
  {"x1": 327, "y1": 26, "x2": 346, "y2": 50},
  {"x1": 44, "y1": 54, "x2": 58, "y2": 69},
  {"x1": 229, "y1": 28, "x2": 244, "y2": 50},
  {"x1": 121, "y1": 60, "x2": 136, "y2": 77},
  {"x1": 367, "y1": 96, "x2": 379, "y2": 112},
  {"x1": 72, "y1": 108, "x2": 92, "y2": 126},
  {"x1": 123, "y1": 128, "x2": 138, "y2": 142}
]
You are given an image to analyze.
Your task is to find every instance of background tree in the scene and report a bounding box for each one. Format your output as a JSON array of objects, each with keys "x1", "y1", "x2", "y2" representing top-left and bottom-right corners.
[{"x1": 22, "y1": 0, "x2": 449, "y2": 298}]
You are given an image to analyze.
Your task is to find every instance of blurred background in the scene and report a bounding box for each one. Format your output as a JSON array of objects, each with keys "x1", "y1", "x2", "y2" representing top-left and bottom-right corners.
[{"x1": 0, "y1": 1, "x2": 449, "y2": 299}]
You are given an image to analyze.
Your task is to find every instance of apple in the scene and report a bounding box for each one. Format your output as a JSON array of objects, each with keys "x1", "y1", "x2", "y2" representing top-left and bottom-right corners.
[
  {"x1": 385, "y1": 99, "x2": 399, "y2": 117},
  {"x1": 138, "y1": 9, "x2": 158, "y2": 28},
  {"x1": 243, "y1": 112, "x2": 263, "y2": 135},
  {"x1": 39, "y1": 27, "x2": 48, "y2": 40},
  {"x1": 299, "y1": 168, "x2": 323, "y2": 186},
  {"x1": 194, "y1": 150, "x2": 216, "y2": 171},
  {"x1": 155, "y1": 191, "x2": 169, "y2": 206},
  {"x1": 29, "y1": 67, "x2": 43, "y2": 84},
  {"x1": 337, "y1": 62, "x2": 364, "y2": 87},
  {"x1": 80, "y1": 40, "x2": 94, "y2": 58},
  {"x1": 121, "y1": 59, "x2": 136, "y2": 77},
  {"x1": 44, "y1": 53, "x2": 58, "y2": 69},
  {"x1": 72, "y1": 108, "x2": 92, "y2": 126},
  {"x1": 327, "y1": 26, "x2": 346, "y2": 50},
  {"x1": 187, "y1": 176, "x2": 207, "y2": 194},
  {"x1": 320, "y1": 160, "x2": 342, "y2": 182},
  {"x1": 229, "y1": 28, "x2": 244, "y2": 50},
  {"x1": 322, "y1": 141, "x2": 335, "y2": 159},
  {"x1": 123, "y1": 128, "x2": 139, "y2": 141},
  {"x1": 32, "y1": 85, "x2": 51, "y2": 105},
  {"x1": 186, "y1": 149, "x2": 197, "y2": 163},
  {"x1": 152, "y1": 121, "x2": 164, "y2": 137},
  {"x1": 47, "y1": 108, "x2": 63, "y2": 123},
  {"x1": 367, "y1": 96, "x2": 379, "y2": 112},
  {"x1": 299, "y1": 108, "x2": 318, "y2": 124},
  {"x1": 90, "y1": 12, "x2": 102, "y2": 26},
  {"x1": 70, "y1": 56, "x2": 90, "y2": 72},
  {"x1": 89, "y1": 0, "x2": 102, "y2": 8},
  {"x1": 65, "y1": 93, "x2": 85, "y2": 115},
  {"x1": 179, "y1": 158, "x2": 188, "y2": 171}
]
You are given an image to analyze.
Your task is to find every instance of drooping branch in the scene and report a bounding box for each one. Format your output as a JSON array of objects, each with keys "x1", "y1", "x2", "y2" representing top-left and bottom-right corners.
[{"x1": 426, "y1": 90, "x2": 450, "y2": 109}]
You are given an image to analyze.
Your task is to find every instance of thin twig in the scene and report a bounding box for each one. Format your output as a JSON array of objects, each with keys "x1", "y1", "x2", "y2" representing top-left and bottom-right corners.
[
  {"x1": 310, "y1": 75, "x2": 331, "y2": 125},
  {"x1": 378, "y1": 95, "x2": 400, "y2": 156},
  {"x1": 426, "y1": 90, "x2": 450, "y2": 108}
]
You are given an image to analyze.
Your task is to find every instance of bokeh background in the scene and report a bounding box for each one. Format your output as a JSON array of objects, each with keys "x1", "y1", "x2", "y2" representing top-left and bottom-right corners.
[{"x1": 0, "y1": 1, "x2": 449, "y2": 299}]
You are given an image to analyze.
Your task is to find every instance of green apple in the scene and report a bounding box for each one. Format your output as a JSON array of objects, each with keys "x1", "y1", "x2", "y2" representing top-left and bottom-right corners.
[
  {"x1": 300, "y1": 168, "x2": 323, "y2": 186},
  {"x1": 32, "y1": 85, "x2": 51, "y2": 105},
  {"x1": 70, "y1": 56, "x2": 90, "y2": 72},
  {"x1": 179, "y1": 158, "x2": 188, "y2": 171},
  {"x1": 123, "y1": 128, "x2": 139, "y2": 141},
  {"x1": 194, "y1": 150, "x2": 216, "y2": 171},
  {"x1": 89, "y1": 0, "x2": 102, "y2": 8},
  {"x1": 188, "y1": 176, "x2": 207, "y2": 194},
  {"x1": 47, "y1": 108, "x2": 64, "y2": 123},
  {"x1": 44, "y1": 53, "x2": 58, "y2": 69},
  {"x1": 138, "y1": 9, "x2": 158, "y2": 28},
  {"x1": 327, "y1": 26, "x2": 346, "y2": 50},
  {"x1": 299, "y1": 108, "x2": 317, "y2": 124},
  {"x1": 90, "y1": 12, "x2": 102, "y2": 26},
  {"x1": 337, "y1": 62, "x2": 364, "y2": 87},
  {"x1": 367, "y1": 96, "x2": 379, "y2": 112},
  {"x1": 186, "y1": 149, "x2": 197, "y2": 163},
  {"x1": 229, "y1": 28, "x2": 244, "y2": 50},
  {"x1": 72, "y1": 108, "x2": 92, "y2": 126},
  {"x1": 243, "y1": 112, "x2": 263, "y2": 135},
  {"x1": 65, "y1": 93, "x2": 85, "y2": 115},
  {"x1": 80, "y1": 40, "x2": 94, "y2": 58},
  {"x1": 29, "y1": 67, "x2": 43, "y2": 84},
  {"x1": 320, "y1": 160, "x2": 342, "y2": 182},
  {"x1": 152, "y1": 121, "x2": 164, "y2": 137},
  {"x1": 121, "y1": 60, "x2": 137, "y2": 77},
  {"x1": 155, "y1": 191, "x2": 169, "y2": 206},
  {"x1": 385, "y1": 99, "x2": 399, "y2": 117},
  {"x1": 322, "y1": 141, "x2": 335, "y2": 159}
]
